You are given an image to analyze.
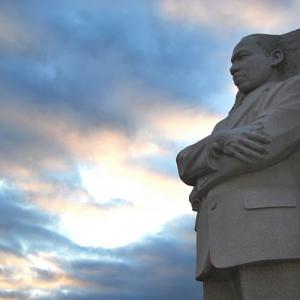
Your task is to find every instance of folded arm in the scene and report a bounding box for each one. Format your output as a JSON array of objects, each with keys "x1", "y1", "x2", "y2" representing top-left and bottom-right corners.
[
  {"x1": 196, "y1": 76, "x2": 300, "y2": 199},
  {"x1": 186, "y1": 124, "x2": 271, "y2": 210},
  {"x1": 176, "y1": 135, "x2": 218, "y2": 186},
  {"x1": 176, "y1": 120, "x2": 269, "y2": 185}
]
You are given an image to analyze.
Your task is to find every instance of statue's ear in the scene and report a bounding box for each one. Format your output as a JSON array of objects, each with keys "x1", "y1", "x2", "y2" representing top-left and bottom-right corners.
[{"x1": 271, "y1": 48, "x2": 284, "y2": 66}]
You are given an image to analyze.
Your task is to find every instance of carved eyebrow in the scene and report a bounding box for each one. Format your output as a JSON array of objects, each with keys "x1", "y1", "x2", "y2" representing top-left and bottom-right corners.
[{"x1": 231, "y1": 50, "x2": 251, "y2": 63}]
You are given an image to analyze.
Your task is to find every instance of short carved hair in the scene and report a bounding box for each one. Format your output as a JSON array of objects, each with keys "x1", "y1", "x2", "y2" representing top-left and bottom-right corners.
[
  {"x1": 242, "y1": 29, "x2": 300, "y2": 79},
  {"x1": 242, "y1": 34, "x2": 282, "y2": 56},
  {"x1": 280, "y1": 28, "x2": 300, "y2": 77},
  {"x1": 242, "y1": 29, "x2": 300, "y2": 78}
]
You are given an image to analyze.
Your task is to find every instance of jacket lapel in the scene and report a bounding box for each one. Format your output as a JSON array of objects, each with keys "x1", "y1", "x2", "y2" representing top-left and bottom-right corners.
[{"x1": 224, "y1": 86, "x2": 271, "y2": 129}]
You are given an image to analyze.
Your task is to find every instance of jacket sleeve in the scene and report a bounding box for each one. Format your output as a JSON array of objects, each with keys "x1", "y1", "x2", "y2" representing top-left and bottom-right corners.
[
  {"x1": 176, "y1": 119, "x2": 226, "y2": 186},
  {"x1": 196, "y1": 75, "x2": 300, "y2": 197}
]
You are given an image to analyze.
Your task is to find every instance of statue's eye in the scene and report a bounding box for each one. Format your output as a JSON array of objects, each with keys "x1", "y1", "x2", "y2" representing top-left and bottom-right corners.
[
  {"x1": 239, "y1": 54, "x2": 249, "y2": 59},
  {"x1": 231, "y1": 53, "x2": 249, "y2": 63}
]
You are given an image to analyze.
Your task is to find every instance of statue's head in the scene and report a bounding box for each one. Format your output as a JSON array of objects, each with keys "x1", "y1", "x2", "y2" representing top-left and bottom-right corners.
[{"x1": 230, "y1": 34, "x2": 284, "y2": 94}]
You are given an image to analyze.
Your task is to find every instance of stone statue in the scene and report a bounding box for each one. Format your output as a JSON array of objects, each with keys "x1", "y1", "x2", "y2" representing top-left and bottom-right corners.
[{"x1": 176, "y1": 29, "x2": 300, "y2": 299}]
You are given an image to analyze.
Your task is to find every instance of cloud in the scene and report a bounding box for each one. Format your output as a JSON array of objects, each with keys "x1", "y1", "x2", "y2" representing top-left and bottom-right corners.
[
  {"x1": 0, "y1": 71, "x2": 219, "y2": 249},
  {"x1": 143, "y1": 100, "x2": 222, "y2": 142},
  {"x1": 159, "y1": 0, "x2": 299, "y2": 33},
  {"x1": 0, "y1": 0, "x2": 234, "y2": 138},
  {"x1": 49, "y1": 215, "x2": 202, "y2": 300},
  {"x1": 0, "y1": 186, "x2": 201, "y2": 300},
  {"x1": 0, "y1": 186, "x2": 91, "y2": 296},
  {"x1": 0, "y1": 184, "x2": 87, "y2": 256}
]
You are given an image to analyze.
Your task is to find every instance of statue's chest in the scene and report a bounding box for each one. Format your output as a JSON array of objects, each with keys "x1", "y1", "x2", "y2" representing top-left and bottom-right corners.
[{"x1": 219, "y1": 87, "x2": 272, "y2": 130}]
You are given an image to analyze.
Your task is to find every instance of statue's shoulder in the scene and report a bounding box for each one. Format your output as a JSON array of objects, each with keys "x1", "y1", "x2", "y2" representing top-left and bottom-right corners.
[
  {"x1": 281, "y1": 74, "x2": 300, "y2": 90},
  {"x1": 267, "y1": 75, "x2": 300, "y2": 108},
  {"x1": 284, "y1": 74, "x2": 300, "y2": 84},
  {"x1": 275, "y1": 74, "x2": 300, "y2": 93}
]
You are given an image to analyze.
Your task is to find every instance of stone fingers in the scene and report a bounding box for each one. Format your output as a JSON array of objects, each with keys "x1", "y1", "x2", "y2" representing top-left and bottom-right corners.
[
  {"x1": 244, "y1": 131, "x2": 271, "y2": 144},
  {"x1": 239, "y1": 138, "x2": 269, "y2": 153},
  {"x1": 224, "y1": 146, "x2": 253, "y2": 163},
  {"x1": 224, "y1": 142, "x2": 267, "y2": 163}
]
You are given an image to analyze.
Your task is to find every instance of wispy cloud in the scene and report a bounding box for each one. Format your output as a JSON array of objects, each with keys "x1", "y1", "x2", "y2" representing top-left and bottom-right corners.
[{"x1": 159, "y1": 0, "x2": 298, "y2": 33}]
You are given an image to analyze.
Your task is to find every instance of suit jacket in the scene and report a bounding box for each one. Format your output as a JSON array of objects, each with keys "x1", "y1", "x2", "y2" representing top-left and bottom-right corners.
[{"x1": 177, "y1": 75, "x2": 300, "y2": 280}]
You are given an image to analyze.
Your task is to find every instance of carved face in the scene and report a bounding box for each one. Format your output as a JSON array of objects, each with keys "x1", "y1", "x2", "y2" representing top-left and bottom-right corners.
[{"x1": 230, "y1": 36, "x2": 274, "y2": 94}]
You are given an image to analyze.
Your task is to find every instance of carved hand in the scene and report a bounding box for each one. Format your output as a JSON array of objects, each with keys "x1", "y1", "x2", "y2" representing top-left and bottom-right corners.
[{"x1": 211, "y1": 124, "x2": 271, "y2": 163}]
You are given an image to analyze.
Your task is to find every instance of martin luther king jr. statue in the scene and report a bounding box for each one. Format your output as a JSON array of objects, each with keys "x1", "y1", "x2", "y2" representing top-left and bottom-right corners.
[{"x1": 176, "y1": 29, "x2": 300, "y2": 299}]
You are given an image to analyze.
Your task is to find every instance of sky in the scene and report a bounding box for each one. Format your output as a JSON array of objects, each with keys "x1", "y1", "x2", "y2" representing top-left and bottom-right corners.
[{"x1": 0, "y1": 0, "x2": 299, "y2": 299}]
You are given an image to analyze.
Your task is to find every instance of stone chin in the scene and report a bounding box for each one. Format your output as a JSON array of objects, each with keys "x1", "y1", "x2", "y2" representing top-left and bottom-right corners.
[
  {"x1": 233, "y1": 77, "x2": 249, "y2": 93},
  {"x1": 234, "y1": 78, "x2": 261, "y2": 94},
  {"x1": 235, "y1": 82, "x2": 254, "y2": 94}
]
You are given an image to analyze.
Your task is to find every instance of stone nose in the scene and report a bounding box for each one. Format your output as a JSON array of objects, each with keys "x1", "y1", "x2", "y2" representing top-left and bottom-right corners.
[{"x1": 230, "y1": 62, "x2": 239, "y2": 76}]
